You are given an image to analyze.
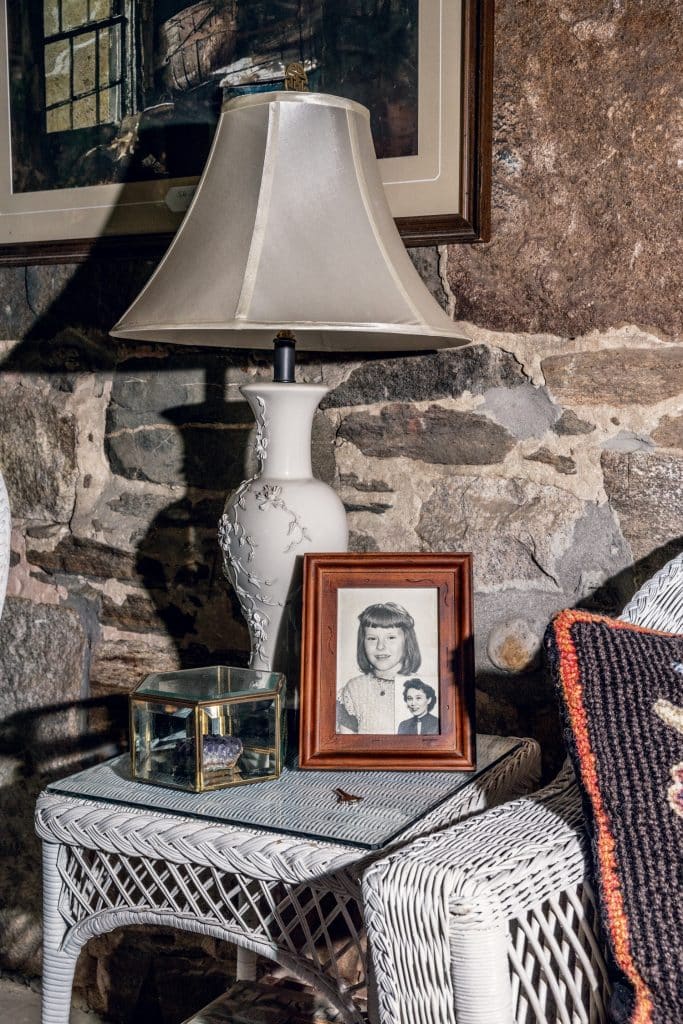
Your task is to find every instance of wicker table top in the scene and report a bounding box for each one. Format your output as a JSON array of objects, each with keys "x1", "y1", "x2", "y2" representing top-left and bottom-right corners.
[{"x1": 46, "y1": 734, "x2": 521, "y2": 850}]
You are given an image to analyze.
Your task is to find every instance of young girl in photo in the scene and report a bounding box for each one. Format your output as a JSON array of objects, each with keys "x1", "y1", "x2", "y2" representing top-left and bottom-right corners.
[{"x1": 336, "y1": 602, "x2": 422, "y2": 734}]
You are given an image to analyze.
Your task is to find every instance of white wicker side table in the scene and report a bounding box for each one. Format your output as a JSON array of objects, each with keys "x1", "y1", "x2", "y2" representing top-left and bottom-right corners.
[{"x1": 35, "y1": 735, "x2": 539, "y2": 1024}]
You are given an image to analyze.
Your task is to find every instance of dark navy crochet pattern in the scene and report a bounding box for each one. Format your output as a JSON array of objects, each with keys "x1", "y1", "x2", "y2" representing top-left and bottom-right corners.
[{"x1": 546, "y1": 611, "x2": 683, "y2": 1024}]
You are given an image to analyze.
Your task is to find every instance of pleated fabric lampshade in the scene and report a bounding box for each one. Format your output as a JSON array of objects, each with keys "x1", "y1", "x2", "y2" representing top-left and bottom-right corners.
[{"x1": 111, "y1": 91, "x2": 468, "y2": 353}]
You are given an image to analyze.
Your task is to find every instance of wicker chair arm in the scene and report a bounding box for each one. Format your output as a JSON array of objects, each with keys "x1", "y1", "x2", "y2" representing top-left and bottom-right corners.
[
  {"x1": 363, "y1": 765, "x2": 589, "y2": 1023},
  {"x1": 364, "y1": 762, "x2": 586, "y2": 929}
]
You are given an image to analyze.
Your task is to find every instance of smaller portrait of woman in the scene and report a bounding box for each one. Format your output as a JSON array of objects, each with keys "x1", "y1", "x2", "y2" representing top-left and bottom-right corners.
[{"x1": 397, "y1": 678, "x2": 439, "y2": 735}]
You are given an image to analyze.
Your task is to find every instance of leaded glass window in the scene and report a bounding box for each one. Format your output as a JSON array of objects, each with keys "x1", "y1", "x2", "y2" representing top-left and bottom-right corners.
[{"x1": 43, "y1": 0, "x2": 127, "y2": 132}]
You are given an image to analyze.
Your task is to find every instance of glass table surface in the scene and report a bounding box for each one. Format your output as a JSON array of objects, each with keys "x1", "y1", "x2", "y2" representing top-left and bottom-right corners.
[{"x1": 47, "y1": 734, "x2": 521, "y2": 850}]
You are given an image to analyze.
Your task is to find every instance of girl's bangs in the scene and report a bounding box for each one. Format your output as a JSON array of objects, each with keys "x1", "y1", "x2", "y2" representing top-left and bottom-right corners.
[{"x1": 363, "y1": 606, "x2": 409, "y2": 628}]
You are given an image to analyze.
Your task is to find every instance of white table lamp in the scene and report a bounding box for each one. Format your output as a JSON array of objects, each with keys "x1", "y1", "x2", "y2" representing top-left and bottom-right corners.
[{"x1": 112, "y1": 89, "x2": 469, "y2": 674}]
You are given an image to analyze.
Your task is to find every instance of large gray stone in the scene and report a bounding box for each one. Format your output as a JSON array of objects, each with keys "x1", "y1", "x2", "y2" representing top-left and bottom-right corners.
[
  {"x1": 106, "y1": 403, "x2": 252, "y2": 488},
  {"x1": 339, "y1": 404, "x2": 515, "y2": 465},
  {"x1": 106, "y1": 355, "x2": 254, "y2": 487},
  {"x1": 110, "y1": 364, "x2": 206, "y2": 415},
  {"x1": 0, "y1": 383, "x2": 77, "y2": 521},
  {"x1": 417, "y1": 475, "x2": 586, "y2": 589},
  {"x1": 0, "y1": 268, "x2": 39, "y2": 341},
  {"x1": 542, "y1": 347, "x2": 683, "y2": 406},
  {"x1": 26, "y1": 265, "x2": 95, "y2": 322},
  {"x1": 602, "y1": 449, "x2": 683, "y2": 562},
  {"x1": 0, "y1": 598, "x2": 86, "y2": 725},
  {"x1": 2, "y1": 260, "x2": 155, "y2": 339},
  {"x1": 321, "y1": 345, "x2": 525, "y2": 409},
  {"x1": 554, "y1": 502, "x2": 634, "y2": 613}
]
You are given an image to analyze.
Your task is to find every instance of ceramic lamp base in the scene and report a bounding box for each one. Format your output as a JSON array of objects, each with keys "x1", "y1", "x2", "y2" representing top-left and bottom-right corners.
[{"x1": 219, "y1": 382, "x2": 348, "y2": 675}]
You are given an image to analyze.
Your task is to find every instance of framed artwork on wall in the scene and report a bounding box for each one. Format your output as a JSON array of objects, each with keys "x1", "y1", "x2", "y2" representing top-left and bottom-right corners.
[
  {"x1": 0, "y1": 1, "x2": 493, "y2": 264},
  {"x1": 299, "y1": 552, "x2": 475, "y2": 771}
]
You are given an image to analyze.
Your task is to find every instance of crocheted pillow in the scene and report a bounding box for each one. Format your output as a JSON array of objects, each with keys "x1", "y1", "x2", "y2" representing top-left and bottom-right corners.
[{"x1": 546, "y1": 610, "x2": 683, "y2": 1024}]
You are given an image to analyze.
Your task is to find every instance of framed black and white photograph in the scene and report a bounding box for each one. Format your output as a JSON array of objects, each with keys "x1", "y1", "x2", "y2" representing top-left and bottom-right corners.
[
  {"x1": 0, "y1": 1, "x2": 493, "y2": 263},
  {"x1": 300, "y1": 552, "x2": 475, "y2": 771}
]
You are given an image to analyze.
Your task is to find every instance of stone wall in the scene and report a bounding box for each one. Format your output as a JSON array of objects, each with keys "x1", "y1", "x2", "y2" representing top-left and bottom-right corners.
[{"x1": 0, "y1": 1, "x2": 681, "y2": 1020}]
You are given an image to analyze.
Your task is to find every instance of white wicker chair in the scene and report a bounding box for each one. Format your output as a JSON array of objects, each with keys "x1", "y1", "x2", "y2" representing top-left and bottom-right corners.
[{"x1": 362, "y1": 552, "x2": 683, "y2": 1024}]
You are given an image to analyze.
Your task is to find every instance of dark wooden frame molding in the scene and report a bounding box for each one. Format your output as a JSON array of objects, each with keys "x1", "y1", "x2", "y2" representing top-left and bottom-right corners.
[
  {"x1": 299, "y1": 552, "x2": 475, "y2": 772},
  {"x1": 396, "y1": 0, "x2": 494, "y2": 246}
]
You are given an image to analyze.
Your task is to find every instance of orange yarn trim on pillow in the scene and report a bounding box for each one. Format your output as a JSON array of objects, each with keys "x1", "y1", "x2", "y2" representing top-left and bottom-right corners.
[{"x1": 552, "y1": 609, "x2": 655, "y2": 1024}]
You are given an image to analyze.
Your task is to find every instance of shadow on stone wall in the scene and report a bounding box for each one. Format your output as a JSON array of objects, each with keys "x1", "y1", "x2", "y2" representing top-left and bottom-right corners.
[
  {"x1": 0, "y1": 692, "x2": 127, "y2": 976},
  {"x1": 0, "y1": 258, "x2": 259, "y2": 1019},
  {"x1": 0, "y1": 257, "x2": 260, "y2": 673}
]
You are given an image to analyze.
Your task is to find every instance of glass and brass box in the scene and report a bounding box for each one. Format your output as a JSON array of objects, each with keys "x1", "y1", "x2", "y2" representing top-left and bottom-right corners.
[{"x1": 130, "y1": 666, "x2": 286, "y2": 792}]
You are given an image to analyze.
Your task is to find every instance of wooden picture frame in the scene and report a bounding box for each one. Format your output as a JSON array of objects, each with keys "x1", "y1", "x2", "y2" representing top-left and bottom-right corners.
[
  {"x1": 299, "y1": 552, "x2": 475, "y2": 771},
  {"x1": 0, "y1": 1, "x2": 493, "y2": 265}
]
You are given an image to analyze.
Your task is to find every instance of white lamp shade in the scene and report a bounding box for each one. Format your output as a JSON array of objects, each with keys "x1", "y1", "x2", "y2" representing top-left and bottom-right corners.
[{"x1": 111, "y1": 91, "x2": 468, "y2": 352}]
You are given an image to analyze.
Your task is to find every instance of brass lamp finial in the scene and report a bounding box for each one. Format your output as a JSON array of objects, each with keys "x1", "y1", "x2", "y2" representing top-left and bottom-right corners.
[{"x1": 285, "y1": 62, "x2": 308, "y2": 92}]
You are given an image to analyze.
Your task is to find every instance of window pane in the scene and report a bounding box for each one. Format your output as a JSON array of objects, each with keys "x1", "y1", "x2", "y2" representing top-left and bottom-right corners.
[
  {"x1": 73, "y1": 30, "x2": 96, "y2": 95},
  {"x1": 46, "y1": 104, "x2": 72, "y2": 133},
  {"x1": 90, "y1": 0, "x2": 113, "y2": 19},
  {"x1": 73, "y1": 95, "x2": 96, "y2": 129},
  {"x1": 108, "y1": 22, "x2": 122, "y2": 81},
  {"x1": 99, "y1": 84, "x2": 120, "y2": 124},
  {"x1": 43, "y1": 2, "x2": 60, "y2": 36},
  {"x1": 44, "y1": 40, "x2": 71, "y2": 106},
  {"x1": 98, "y1": 26, "x2": 110, "y2": 85},
  {"x1": 62, "y1": 0, "x2": 88, "y2": 31}
]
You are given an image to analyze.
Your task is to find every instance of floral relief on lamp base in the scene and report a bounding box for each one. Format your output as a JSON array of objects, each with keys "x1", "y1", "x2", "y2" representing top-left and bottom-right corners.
[{"x1": 219, "y1": 381, "x2": 348, "y2": 675}]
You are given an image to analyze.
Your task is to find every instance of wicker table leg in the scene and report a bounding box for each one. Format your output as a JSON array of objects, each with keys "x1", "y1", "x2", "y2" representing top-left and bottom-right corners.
[
  {"x1": 449, "y1": 925, "x2": 514, "y2": 1024},
  {"x1": 41, "y1": 842, "x2": 80, "y2": 1024},
  {"x1": 236, "y1": 946, "x2": 259, "y2": 981}
]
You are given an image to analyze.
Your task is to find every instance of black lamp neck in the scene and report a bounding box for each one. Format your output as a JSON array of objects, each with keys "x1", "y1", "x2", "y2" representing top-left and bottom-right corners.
[{"x1": 273, "y1": 335, "x2": 296, "y2": 383}]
